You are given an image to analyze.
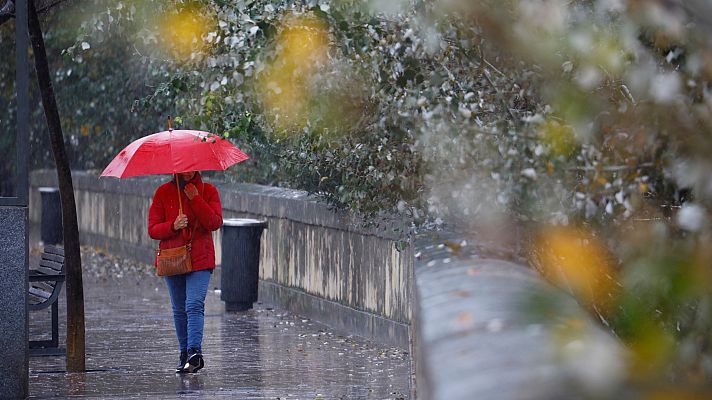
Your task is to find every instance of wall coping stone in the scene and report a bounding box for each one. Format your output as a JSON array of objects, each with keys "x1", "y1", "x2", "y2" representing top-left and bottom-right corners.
[{"x1": 413, "y1": 229, "x2": 625, "y2": 400}]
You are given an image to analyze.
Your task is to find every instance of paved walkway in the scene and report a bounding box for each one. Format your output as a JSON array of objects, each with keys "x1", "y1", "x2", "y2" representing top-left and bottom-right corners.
[{"x1": 28, "y1": 245, "x2": 411, "y2": 399}]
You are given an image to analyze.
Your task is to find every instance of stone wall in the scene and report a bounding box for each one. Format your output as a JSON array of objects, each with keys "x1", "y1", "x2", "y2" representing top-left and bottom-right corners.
[{"x1": 29, "y1": 170, "x2": 412, "y2": 348}]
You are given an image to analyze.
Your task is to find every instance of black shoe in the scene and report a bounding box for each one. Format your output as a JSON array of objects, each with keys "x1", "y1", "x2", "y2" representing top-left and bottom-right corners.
[
  {"x1": 184, "y1": 348, "x2": 204, "y2": 373},
  {"x1": 175, "y1": 351, "x2": 189, "y2": 373}
]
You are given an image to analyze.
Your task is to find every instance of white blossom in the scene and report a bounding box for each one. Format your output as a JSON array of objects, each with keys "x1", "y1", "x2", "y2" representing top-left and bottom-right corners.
[{"x1": 677, "y1": 204, "x2": 707, "y2": 232}]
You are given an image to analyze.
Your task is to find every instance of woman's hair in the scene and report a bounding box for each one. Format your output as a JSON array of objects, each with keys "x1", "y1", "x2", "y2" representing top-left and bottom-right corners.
[{"x1": 173, "y1": 171, "x2": 202, "y2": 189}]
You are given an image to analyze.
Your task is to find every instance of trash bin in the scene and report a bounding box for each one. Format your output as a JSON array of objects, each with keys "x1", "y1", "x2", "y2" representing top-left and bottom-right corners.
[
  {"x1": 39, "y1": 187, "x2": 63, "y2": 245},
  {"x1": 220, "y1": 218, "x2": 268, "y2": 311}
]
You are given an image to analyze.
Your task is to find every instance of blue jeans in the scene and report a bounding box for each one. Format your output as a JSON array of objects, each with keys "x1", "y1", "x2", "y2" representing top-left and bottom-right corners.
[{"x1": 164, "y1": 270, "x2": 212, "y2": 352}]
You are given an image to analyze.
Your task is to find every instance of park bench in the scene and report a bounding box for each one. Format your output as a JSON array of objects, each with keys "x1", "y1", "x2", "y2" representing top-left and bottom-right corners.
[{"x1": 28, "y1": 245, "x2": 66, "y2": 356}]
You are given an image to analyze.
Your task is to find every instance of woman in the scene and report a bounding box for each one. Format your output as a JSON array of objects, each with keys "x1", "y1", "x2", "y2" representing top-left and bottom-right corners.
[{"x1": 148, "y1": 171, "x2": 223, "y2": 373}]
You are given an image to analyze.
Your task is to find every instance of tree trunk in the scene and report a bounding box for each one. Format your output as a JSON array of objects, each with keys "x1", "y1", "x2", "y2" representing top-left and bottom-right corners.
[{"x1": 28, "y1": 0, "x2": 85, "y2": 372}]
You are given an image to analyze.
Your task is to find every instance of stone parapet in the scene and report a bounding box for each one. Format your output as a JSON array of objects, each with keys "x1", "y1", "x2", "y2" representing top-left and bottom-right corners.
[{"x1": 413, "y1": 231, "x2": 624, "y2": 400}]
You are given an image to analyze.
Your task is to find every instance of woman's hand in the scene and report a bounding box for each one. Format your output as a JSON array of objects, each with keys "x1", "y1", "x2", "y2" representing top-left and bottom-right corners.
[
  {"x1": 185, "y1": 183, "x2": 199, "y2": 200},
  {"x1": 173, "y1": 214, "x2": 188, "y2": 230}
]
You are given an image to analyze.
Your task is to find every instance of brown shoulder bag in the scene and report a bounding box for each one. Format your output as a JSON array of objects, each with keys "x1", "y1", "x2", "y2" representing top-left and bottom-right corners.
[{"x1": 155, "y1": 175, "x2": 199, "y2": 277}]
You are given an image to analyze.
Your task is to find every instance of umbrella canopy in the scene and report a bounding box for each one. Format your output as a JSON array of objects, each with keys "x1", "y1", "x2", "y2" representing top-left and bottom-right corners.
[{"x1": 101, "y1": 129, "x2": 249, "y2": 178}]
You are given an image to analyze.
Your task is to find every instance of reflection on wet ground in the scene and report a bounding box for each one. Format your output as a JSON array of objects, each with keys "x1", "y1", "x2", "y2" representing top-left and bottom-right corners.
[{"x1": 28, "y1": 246, "x2": 410, "y2": 399}]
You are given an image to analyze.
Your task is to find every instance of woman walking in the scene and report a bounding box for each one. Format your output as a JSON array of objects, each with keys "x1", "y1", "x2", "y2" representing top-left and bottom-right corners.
[{"x1": 148, "y1": 170, "x2": 223, "y2": 373}]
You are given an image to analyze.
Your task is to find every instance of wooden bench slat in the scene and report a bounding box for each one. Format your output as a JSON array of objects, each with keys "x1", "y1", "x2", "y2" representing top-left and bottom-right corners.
[
  {"x1": 31, "y1": 281, "x2": 56, "y2": 292},
  {"x1": 28, "y1": 292, "x2": 46, "y2": 305},
  {"x1": 36, "y1": 265, "x2": 62, "y2": 275},
  {"x1": 29, "y1": 286, "x2": 52, "y2": 300},
  {"x1": 31, "y1": 279, "x2": 56, "y2": 289},
  {"x1": 44, "y1": 245, "x2": 64, "y2": 256},
  {"x1": 41, "y1": 253, "x2": 64, "y2": 263},
  {"x1": 39, "y1": 259, "x2": 63, "y2": 272}
]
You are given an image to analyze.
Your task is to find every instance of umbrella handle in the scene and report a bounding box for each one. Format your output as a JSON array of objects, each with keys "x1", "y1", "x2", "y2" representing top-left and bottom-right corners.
[
  {"x1": 175, "y1": 173, "x2": 189, "y2": 240},
  {"x1": 175, "y1": 173, "x2": 183, "y2": 214},
  {"x1": 168, "y1": 115, "x2": 173, "y2": 132},
  {"x1": 174, "y1": 173, "x2": 197, "y2": 242}
]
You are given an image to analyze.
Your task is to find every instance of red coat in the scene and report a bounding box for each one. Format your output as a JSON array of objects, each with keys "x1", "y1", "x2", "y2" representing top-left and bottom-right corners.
[{"x1": 148, "y1": 173, "x2": 222, "y2": 271}]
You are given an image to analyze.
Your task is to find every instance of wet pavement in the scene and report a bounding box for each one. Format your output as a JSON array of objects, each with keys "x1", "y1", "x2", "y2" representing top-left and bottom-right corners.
[{"x1": 28, "y1": 245, "x2": 411, "y2": 399}]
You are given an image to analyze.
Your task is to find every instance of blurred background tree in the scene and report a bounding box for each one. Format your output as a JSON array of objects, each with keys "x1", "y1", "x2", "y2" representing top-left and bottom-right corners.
[{"x1": 3, "y1": 0, "x2": 712, "y2": 396}]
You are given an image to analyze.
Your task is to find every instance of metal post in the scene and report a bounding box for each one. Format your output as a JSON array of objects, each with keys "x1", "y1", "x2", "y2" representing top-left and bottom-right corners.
[
  {"x1": 16, "y1": 0, "x2": 29, "y2": 206},
  {"x1": 51, "y1": 300, "x2": 59, "y2": 348},
  {"x1": 0, "y1": 0, "x2": 29, "y2": 208}
]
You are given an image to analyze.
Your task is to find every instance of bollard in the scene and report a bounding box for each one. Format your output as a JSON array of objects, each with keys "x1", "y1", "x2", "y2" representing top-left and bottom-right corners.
[
  {"x1": 39, "y1": 187, "x2": 63, "y2": 245},
  {"x1": 220, "y1": 218, "x2": 267, "y2": 312}
]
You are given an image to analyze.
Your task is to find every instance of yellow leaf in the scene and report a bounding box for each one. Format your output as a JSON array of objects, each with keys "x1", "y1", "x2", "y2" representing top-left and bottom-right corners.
[
  {"x1": 257, "y1": 15, "x2": 329, "y2": 132},
  {"x1": 533, "y1": 226, "x2": 617, "y2": 309},
  {"x1": 545, "y1": 161, "x2": 555, "y2": 174},
  {"x1": 444, "y1": 240, "x2": 462, "y2": 255},
  {"x1": 539, "y1": 119, "x2": 576, "y2": 156}
]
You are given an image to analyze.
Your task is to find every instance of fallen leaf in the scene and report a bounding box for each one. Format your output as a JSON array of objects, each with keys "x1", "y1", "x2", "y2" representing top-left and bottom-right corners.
[
  {"x1": 456, "y1": 312, "x2": 474, "y2": 327},
  {"x1": 451, "y1": 290, "x2": 470, "y2": 298}
]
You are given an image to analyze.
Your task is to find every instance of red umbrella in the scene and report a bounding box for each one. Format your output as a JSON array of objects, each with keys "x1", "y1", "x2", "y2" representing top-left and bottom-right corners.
[{"x1": 101, "y1": 120, "x2": 249, "y2": 178}]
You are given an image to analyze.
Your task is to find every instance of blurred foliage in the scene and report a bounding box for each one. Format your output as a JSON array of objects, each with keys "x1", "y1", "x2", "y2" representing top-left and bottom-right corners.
[
  {"x1": 0, "y1": 0, "x2": 183, "y2": 174},
  {"x1": 4, "y1": 0, "x2": 712, "y2": 395}
]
